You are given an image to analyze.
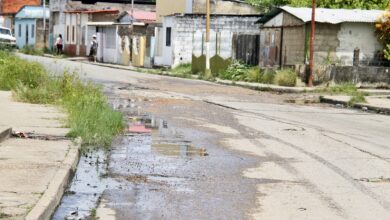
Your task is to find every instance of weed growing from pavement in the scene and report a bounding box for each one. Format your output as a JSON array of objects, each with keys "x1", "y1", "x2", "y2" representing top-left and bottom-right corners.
[
  {"x1": 0, "y1": 51, "x2": 124, "y2": 148},
  {"x1": 314, "y1": 83, "x2": 368, "y2": 105}
]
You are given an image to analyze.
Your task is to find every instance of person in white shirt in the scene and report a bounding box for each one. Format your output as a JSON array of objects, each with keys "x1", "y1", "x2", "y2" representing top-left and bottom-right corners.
[{"x1": 54, "y1": 34, "x2": 63, "y2": 55}]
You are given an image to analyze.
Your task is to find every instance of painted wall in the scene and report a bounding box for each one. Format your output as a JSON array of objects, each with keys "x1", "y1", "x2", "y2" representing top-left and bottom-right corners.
[
  {"x1": 155, "y1": 15, "x2": 261, "y2": 67},
  {"x1": 15, "y1": 19, "x2": 36, "y2": 48},
  {"x1": 64, "y1": 13, "x2": 88, "y2": 56},
  {"x1": 154, "y1": 16, "x2": 174, "y2": 66}
]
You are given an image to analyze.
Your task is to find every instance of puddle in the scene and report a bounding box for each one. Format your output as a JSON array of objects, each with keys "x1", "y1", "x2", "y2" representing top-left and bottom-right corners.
[
  {"x1": 52, "y1": 150, "x2": 121, "y2": 220},
  {"x1": 152, "y1": 143, "x2": 208, "y2": 157}
]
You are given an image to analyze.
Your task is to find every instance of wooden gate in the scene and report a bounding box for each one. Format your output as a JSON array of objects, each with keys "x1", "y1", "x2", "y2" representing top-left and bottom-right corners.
[{"x1": 233, "y1": 34, "x2": 260, "y2": 66}]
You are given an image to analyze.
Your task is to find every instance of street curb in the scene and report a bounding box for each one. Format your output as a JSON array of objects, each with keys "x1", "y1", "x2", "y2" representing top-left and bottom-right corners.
[
  {"x1": 25, "y1": 141, "x2": 81, "y2": 220},
  {"x1": 0, "y1": 128, "x2": 12, "y2": 143},
  {"x1": 320, "y1": 96, "x2": 390, "y2": 115},
  {"x1": 215, "y1": 79, "x2": 311, "y2": 93}
]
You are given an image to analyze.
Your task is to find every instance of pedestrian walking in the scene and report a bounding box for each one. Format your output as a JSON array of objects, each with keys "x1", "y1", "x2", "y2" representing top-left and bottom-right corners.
[
  {"x1": 54, "y1": 34, "x2": 63, "y2": 55},
  {"x1": 89, "y1": 35, "x2": 98, "y2": 62}
]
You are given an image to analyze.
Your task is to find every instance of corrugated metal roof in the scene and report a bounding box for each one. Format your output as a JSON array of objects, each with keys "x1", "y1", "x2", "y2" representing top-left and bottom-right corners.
[
  {"x1": 15, "y1": 6, "x2": 50, "y2": 19},
  {"x1": 259, "y1": 6, "x2": 384, "y2": 24}
]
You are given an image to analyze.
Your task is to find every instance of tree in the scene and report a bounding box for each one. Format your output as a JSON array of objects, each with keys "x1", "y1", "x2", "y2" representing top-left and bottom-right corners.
[
  {"x1": 376, "y1": 6, "x2": 390, "y2": 60},
  {"x1": 246, "y1": 0, "x2": 389, "y2": 11}
]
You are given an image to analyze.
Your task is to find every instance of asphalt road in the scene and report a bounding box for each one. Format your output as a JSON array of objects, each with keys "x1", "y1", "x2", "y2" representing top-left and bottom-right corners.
[{"x1": 21, "y1": 54, "x2": 390, "y2": 220}]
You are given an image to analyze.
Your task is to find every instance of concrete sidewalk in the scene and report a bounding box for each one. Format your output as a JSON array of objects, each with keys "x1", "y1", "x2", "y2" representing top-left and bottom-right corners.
[
  {"x1": 321, "y1": 95, "x2": 390, "y2": 114},
  {"x1": 0, "y1": 91, "x2": 80, "y2": 220}
]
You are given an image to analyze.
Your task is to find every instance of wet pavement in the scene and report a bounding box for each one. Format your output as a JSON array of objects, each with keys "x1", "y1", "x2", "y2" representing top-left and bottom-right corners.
[
  {"x1": 53, "y1": 87, "x2": 260, "y2": 219},
  {"x1": 21, "y1": 55, "x2": 390, "y2": 220}
]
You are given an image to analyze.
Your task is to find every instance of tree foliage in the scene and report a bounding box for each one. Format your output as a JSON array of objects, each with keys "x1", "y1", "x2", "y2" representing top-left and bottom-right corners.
[
  {"x1": 376, "y1": 6, "x2": 390, "y2": 60},
  {"x1": 246, "y1": 0, "x2": 389, "y2": 11}
]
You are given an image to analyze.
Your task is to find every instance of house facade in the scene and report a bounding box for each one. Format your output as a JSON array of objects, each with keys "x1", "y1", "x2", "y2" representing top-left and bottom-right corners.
[
  {"x1": 49, "y1": 0, "x2": 155, "y2": 51},
  {"x1": 14, "y1": 6, "x2": 50, "y2": 49},
  {"x1": 0, "y1": 0, "x2": 41, "y2": 32},
  {"x1": 154, "y1": 14, "x2": 261, "y2": 70},
  {"x1": 258, "y1": 6, "x2": 384, "y2": 67}
]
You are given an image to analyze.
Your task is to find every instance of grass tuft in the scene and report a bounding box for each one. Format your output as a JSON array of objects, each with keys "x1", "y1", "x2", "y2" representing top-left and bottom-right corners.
[
  {"x1": 0, "y1": 51, "x2": 124, "y2": 148},
  {"x1": 274, "y1": 69, "x2": 297, "y2": 87},
  {"x1": 171, "y1": 63, "x2": 192, "y2": 78}
]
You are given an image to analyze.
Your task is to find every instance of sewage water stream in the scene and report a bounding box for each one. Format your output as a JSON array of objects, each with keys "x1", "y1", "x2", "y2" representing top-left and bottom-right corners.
[{"x1": 52, "y1": 113, "x2": 207, "y2": 220}]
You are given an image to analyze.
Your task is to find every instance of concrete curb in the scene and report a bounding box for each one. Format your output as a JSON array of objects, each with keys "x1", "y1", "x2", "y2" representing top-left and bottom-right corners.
[
  {"x1": 215, "y1": 80, "x2": 309, "y2": 93},
  {"x1": 25, "y1": 142, "x2": 81, "y2": 220},
  {"x1": 320, "y1": 96, "x2": 390, "y2": 115},
  {"x1": 0, "y1": 127, "x2": 12, "y2": 143}
]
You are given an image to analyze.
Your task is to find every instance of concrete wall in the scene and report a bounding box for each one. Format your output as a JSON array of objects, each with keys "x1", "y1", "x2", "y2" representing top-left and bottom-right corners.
[
  {"x1": 155, "y1": 14, "x2": 260, "y2": 67},
  {"x1": 336, "y1": 23, "x2": 383, "y2": 66},
  {"x1": 331, "y1": 66, "x2": 390, "y2": 84},
  {"x1": 281, "y1": 12, "x2": 305, "y2": 66},
  {"x1": 192, "y1": 0, "x2": 258, "y2": 15}
]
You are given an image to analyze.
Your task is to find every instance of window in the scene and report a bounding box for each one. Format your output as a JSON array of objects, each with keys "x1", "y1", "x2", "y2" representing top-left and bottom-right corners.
[
  {"x1": 66, "y1": 25, "x2": 69, "y2": 42},
  {"x1": 18, "y1": 24, "x2": 21, "y2": 37},
  {"x1": 72, "y1": 26, "x2": 75, "y2": 43},
  {"x1": 31, "y1": 24, "x2": 35, "y2": 38},
  {"x1": 166, "y1": 27, "x2": 171, "y2": 47}
]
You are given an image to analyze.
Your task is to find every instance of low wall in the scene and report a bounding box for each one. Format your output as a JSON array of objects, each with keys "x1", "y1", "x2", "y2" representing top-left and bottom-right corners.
[{"x1": 294, "y1": 64, "x2": 390, "y2": 85}]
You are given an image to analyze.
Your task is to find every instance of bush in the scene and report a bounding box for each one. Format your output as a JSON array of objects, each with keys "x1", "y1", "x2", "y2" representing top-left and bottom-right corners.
[
  {"x1": 261, "y1": 69, "x2": 276, "y2": 84},
  {"x1": 274, "y1": 69, "x2": 297, "y2": 87},
  {"x1": 246, "y1": 67, "x2": 263, "y2": 82},
  {"x1": 1, "y1": 52, "x2": 124, "y2": 148},
  {"x1": 219, "y1": 60, "x2": 250, "y2": 81}
]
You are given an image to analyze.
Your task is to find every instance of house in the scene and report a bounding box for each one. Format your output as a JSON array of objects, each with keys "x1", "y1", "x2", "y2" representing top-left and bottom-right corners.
[
  {"x1": 154, "y1": 0, "x2": 260, "y2": 71},
  {"x1": 0, "y1": 0, "x2": 41, "y2": 32},
  {"x1": 257, "y1": 6, "x2": 384, "y2": 67},
  {"x1": 154, "y1": 14, "x2": 261, "y2": 71},
  {"x1": 14, "y1": 5, "x2": 50, "y2": 49},
  {"x1": 49, "y1": 0, "x2": 155, "y2": 51},
  {"x1": 115, "y1": 10, "x2": 157, "y2": 67},
  {"x1": 156, "y1": 0, "x2": 259, "y2": 22},
  {"x1": 63, "y1": 9, "x2": 119, "y2": 57}
]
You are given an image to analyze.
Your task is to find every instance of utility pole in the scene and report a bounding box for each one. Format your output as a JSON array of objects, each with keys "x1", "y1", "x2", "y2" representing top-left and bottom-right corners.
[
  {"x1": 205, "y1": 0, "x2": 211, "y2": 76},
  {"x1": 43, "y1": 0, "x2": 47, "y2": 48},
  {"x1": 308, "y1": 0, "x2": 316, "y2": 87},
  {"x1": 131, "y1": 0, "x2": 134, "y2": 17}
]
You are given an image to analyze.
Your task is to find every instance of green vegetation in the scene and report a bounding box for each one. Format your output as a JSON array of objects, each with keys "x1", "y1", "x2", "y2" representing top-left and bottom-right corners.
[
  {"x1": 219, "y1": 60, "x2": 251, "y2": 81},
  {"x1": 314, "y1": 83, "x2": 368, "y2": 105},
  {"x1": 20, "y1": 45, "x2": 44, "y2": 56},
  {"x1": 0, "y1": 51, "x2": 124, "y2": 148},
  {"x1": 219, "y1": 61, "x2": 298, "y2": 86},
  {"x1": 274, "y1": 69, "x2": 297, "y2": 87},
  {"x1": 171, "y1": 63, "x2": 192, "y2": 78},
  {"x1": 349, "y1": 93, "x2": 367, "y2": 106},
  {"x1": 246, "y1": 0, "x2": 389, "y2": 11},
  {"x1": 376, "y1": 5, "x2": 390, "y2": 61}
]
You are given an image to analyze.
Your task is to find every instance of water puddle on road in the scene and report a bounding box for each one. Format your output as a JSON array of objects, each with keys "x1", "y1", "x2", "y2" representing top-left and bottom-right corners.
[
  {"x1": 52, "y1": 113, "x2": 206, "y2": 219},
  {"x1": 52, "y1": 150, "x2": 122, "y2": 220}
]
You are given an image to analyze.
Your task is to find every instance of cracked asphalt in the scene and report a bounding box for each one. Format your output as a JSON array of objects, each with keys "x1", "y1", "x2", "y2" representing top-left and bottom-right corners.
[{"x1": 20, "y1": 54, "x2": 390, "y2": 220}]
